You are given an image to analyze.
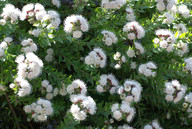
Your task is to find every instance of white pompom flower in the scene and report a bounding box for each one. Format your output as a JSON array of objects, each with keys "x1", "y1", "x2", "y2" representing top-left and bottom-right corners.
[{"x1": 64, "y1": 15, "x2": 89, "y2": 38}]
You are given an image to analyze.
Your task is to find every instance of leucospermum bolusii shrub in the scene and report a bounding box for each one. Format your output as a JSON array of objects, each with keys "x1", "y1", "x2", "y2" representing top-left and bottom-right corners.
[{"x1": 0, "y1": 0, "x2": 192, "y2": 128}]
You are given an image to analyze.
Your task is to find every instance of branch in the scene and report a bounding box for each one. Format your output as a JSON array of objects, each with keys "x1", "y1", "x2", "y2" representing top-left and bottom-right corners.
[{"x1": 5, "y1": 92, "x2": 21, "y2": 129}]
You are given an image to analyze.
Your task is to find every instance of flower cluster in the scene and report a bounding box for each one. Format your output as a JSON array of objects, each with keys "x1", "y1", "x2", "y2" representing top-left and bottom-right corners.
[
  {"x1": 183, "y1": 92, "x2": 192, "y2": 118},
  {"x1": 29, "y1": 28, "x2": 42, "y2": 37},
  {"x1": 0, "y1": 37, "x2": 13, "y2": 57},
  {"x1": 178, "y1": 5, "x2": 190, "y2": 18},
  {"x1": 123, "y1": 21, "x2": 145, "y2": 40},
  {"x1": 144, "y1": 120, "x2": 162, "y2": 129},
  {"x1": 96, "y1": 74, "x2": 119, "y2": 94},
  {"x1": 9, "y1": 77, "x2": 32, "y2": 97},
  {"x1": 175, "y1": 41, "x2": 189, "y2": 57},
  {"x1": 184, "y1": 57, "x2": 192, "y2": 74},
  {"x1": 45, "y1": 48, "x2": 54, "y2": 62},
  {"x1": 21, "y1": 38, "x2": 38, "y2": 53},
  {"x1": 156, "y1": 0, "x2": 176, "y2": 11},
  {"x1": 126, "y1": 8, "x2": 135, "y2": 21},
  {"x1": 1, "y1": 4, "x2": 21, "y2": 24},
  {"x1": 51, "y1": 0, "x2": 61, "y2": 8},
  {"x1": 164, "y1": 80, "x2": 186, "y2": 103},
  {"x1": 24, "y1": 99, "x2": 53, "y2": 122},
  {"x1": 85, "y1": 47, "x2": 107, "y2": 68},
  {"x1": 15, "y1": 52, "x2": 43, "y2": 79},
  {"x1": 117, "y1": 124, "x2": 133, "y2": 129},
  {"x1": 126, "y1": 42, "x2": 145, "y2": 58},
  {"x1": 20, "y1": 3, "x2": 46, "y2": 22},
  {"x1": 101, "y1": 0, "x2": 126, "y2": 9},
  {"x1": 41, "y1": 80, "x2": 59, "y2": 100},
  {"x1": 70, "y1": 94, "x2": 96, "y2": 121},
  {"x1": 67, "y1": 79, "x2": 87, "y2": 95},
  {"x1": 174, "y1": 23, "x2": 187, "y2": 36},
  {"x1": 111, "y1": 101, "x2": 135, "y2": 122},
  {"x1": 163, "y1": 12, "x2": 174, "y2": 24},
  {"x1": 138, "y1": 62, "x2": 157, "y2": 77},
  {"x1": 154, "y1": 29, "x2": 176, "y2": 52},
  {"x1": 118, "y1": 80, "x2": 142, "y2": 103},
  {"x1": 113, "y1": 52, "x2": 126, "y2": 69},
  {"x1": 64, "y1": 15, "x2": 89, "y2": 38},
  {"x1": 42, "y1": 10, "x2": 61, "y2": 29},
  {"x1": 101, "y1": 30, "x2": 117, "y2": 46},
  {"x1": 130, "y1": 62, "x2": 137, "y2": 69}
]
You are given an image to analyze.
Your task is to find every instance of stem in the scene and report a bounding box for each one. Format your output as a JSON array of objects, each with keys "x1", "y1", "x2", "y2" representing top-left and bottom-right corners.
[{"x1": 5, "y1": 92, "x2": 21, "y2": 129}]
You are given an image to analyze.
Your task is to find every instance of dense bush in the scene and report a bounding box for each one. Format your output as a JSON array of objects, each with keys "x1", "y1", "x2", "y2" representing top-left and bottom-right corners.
[{"x1": 0, "y1": 0, "x2": 192, "y2": 128}]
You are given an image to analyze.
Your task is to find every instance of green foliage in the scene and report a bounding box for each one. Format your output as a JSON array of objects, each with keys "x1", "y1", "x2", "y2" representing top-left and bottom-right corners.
[{"x1": 0, "y1": 0, "x2": 192, "y2": 129}]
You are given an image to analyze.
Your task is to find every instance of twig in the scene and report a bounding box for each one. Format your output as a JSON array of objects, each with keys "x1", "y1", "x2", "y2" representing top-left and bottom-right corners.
[{"x1": 5, "y1": 92, "x2": 21, "y2": 129}]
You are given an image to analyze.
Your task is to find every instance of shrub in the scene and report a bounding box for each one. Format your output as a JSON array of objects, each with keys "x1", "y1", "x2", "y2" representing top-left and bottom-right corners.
[{"x1": 0, "y1": 0, "x2": 192, "y2": 128}]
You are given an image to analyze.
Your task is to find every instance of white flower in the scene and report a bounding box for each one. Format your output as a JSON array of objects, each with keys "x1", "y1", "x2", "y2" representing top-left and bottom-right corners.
[
  {"x1": 154, "y1": 38, "x2": 160, "y2": 44},
  {"x1": 156, "y1": 0, "x2": 175, "y2": 11},
  {"x1": 185, "y1": 93, "x2": 192, "y2": 103},
  {"x1": 126, "y1": 8, "x2": 135, "y2": 21},
  {"x1": 96, "y1": 85, "x2": 104, "y2": 93},
  {"x1": 47, "y1": 48, "x2": 54, "y2": 55},
  {"x1": 114, "y1": 64, "x2": 121, "y2": 69},
  {"x1": 15, "y1": 52, "x2": 43, "y2": 79},
  {"x1": 127, "y1": 49, "x2": 135, "y2": 58},
  {"x1": 73, "y1": 30, "x2": 83, "y2": 38},
  {"x1": 41, "y1": 80, "x2": 49, "y2": 87},
  {"x1": 24, "y1": 99, "x2": 53, "y2": 122},
  {"x1": 155, "y1": 29, "x2": 175, "y2": 52},
  {"x1": 70, "y1": 95, "x2": 96, "y2": 121},
  {"x1": 178, "y1": 5, "x2": 190, "y2": 18},
  {"x1": 13, "y1": 77, "x2": 32, "y2": 97},
  {"x1": 0, "y1": 41, "x2": 8, "y2": 49},
  {"x1": 45, "y1": 55, "x2": 53, "y2": 62},
  {"x1": 134, "y1": 42, "x2": 145, "y2": 54},
  {"x1": 85, "y1": 47, "x2": 107, "y2": 68},
  {"x1": 101, "y1": 30, "x2": 117, "y2": 46},
  {"x1": 51, "y1": 0, "x2": 61, "y2": 8},
  {"x1": 46, "y1": 84, "x2": 53, "y2": 93},
  {"x1": 97, "y1": 74, "x2": 119, "y2": 94},
  {"x1": 163, "y1": 12, "x2": 174, "y2": 24},
  {"x1": 21, "y1": 3, "x2": 46, "y2": 21},
  {"x1": 21, "y1": 38, "x2": 37, "y2": 53},
  {"x1": 53, "y1": 88, "x2": 59, "y2": 96},
  {"x1": 127, "y1": 33, "x2": 136, "y2": 40},
  {"x1": 1, "y1": 4, "x2": 21, "y2": 23},
  {"x1": 138, "y1": 62, "x2": 157, "y2": 77},
  {"x1": 118, "y1": 80, "x2": 142, "y2": 103},
  {"x1": 111, "y1": 103, "x2": 119, "y2": 112},
  {"x1": 159, "y1": 40, "x2": 168, "y2": 48},
  {"x1": 46, "y1": 93, "x2": 53, "y2": 100},
  {"x1": 113, "y1": 52, "x2": 121, "y2": 60},
  {"x1": 23, "y1": 105, "x2": 32, "y2": 113},
  {"x1": 123, "y1": 21, "x2": 145, "y2": 40},
  {"x1": 67, "y1": 79, "x2": 87, "y2": 95},
  {"x1": 4, "y1": 37, "x2": 13, "y2": 43},
  {"x1": 101, "y1": 0, "x2": 126, "y2": 9},
  {"x1": 113, "y1": 110, "x2": 122, "y2": 120},
  {"x1": 0, "y1": 19, "x2": 6, "y2": 26},
  {"x1": 64, "y1": 15, "x2": 89, "y2": 37},
  {"x1": 130, "y1": 62, "x2": 136, "y2": 69},
  {"x1": 164, "y1": 80, "x2": 186, "y2": 103},
  {"x1": 144, "y1": 125, "x2": 152, "y2": 129},
  {"x1": 29, "y1": 28, "x2": 41, "y2": 37}
]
